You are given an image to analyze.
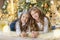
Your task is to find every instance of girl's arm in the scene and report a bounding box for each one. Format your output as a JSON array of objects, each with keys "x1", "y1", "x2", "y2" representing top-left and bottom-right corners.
[
  {"x1": 43, "y1": 17, "x2": 49, "y2": 33},
  {"x1": 15, "y1": 21, "x2": 21, "y2": 36},
  {"x1": 39, "y1": 17, "x2": 49, "y2": 34}
]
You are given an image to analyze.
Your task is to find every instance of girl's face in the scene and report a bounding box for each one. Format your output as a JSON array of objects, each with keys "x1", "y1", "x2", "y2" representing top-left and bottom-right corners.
[
  {"x1": 21, "y1": 14, "x2": 29, "y2": 24},
  {"x1": 31, "y1": 10, "x2": 39, "y2": 20}
]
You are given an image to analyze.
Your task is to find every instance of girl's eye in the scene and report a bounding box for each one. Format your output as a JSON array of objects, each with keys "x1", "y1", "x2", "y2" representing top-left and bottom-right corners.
[{"x1": 23, "y1": 16, "x2": 25, "y2": 18}]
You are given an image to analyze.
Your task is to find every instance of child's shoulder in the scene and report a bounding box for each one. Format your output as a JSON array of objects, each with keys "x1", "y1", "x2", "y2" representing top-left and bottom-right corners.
[
  {"x1": 44, "y1": 17, "x2": 48, "y2": 21},
  {"x1": 16, "y1": 20, "x2": 19, "y2": 24}
]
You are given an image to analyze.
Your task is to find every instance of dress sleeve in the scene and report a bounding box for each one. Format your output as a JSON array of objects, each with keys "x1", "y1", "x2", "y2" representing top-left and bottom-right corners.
[
  {"x1": 43, "y1": 17, "x2": 49, "y2": 33},
  {"x1": 15, "y1": 21, "x2": 21, "y2": 36}
]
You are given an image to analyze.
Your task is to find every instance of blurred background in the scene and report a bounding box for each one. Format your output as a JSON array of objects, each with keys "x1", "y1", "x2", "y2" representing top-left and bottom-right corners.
[
  {"x1": 0, "y1": 0, "x2": 60, "y2": 39},
  {"x1": 0, "y1": 0, "x2": 60, "y2": 31}
]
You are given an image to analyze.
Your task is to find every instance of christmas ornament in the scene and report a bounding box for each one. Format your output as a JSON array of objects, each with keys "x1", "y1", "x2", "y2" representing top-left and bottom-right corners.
[{"x1": 44, "y1": 3, "x2": 48, "y2": 8}]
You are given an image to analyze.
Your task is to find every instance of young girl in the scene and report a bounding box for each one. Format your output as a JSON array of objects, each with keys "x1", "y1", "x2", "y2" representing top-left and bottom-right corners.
[
  {"x1": 15, "y1": 12, "x2": 30, "y2": 37},
  {"x1": 29, "y1": 7, "x2": 51, "y2": 37}
]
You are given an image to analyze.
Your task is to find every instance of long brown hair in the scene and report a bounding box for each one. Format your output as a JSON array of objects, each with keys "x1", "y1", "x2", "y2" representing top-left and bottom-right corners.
[
  {"x1": 19, "y1": 12, "x2": 30, "y2": 32},
  {"x1": 29, "y1": 7, "x2": 50, "y2": 31}
]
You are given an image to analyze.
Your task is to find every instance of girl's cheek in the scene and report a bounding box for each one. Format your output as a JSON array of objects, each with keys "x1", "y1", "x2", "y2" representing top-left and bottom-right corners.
[
  {"x1": 25, "y1": 19, "x2": 28, "y2": 23},
  {"x1": 21, "y1": 18, "x2": 23, "y2": 22},
  {"x1": 32, "y1": 15, "x2": 36, "y2": 19},
  {"x1": 21, "y1": 19, "x2": 22, "y2": 22}
]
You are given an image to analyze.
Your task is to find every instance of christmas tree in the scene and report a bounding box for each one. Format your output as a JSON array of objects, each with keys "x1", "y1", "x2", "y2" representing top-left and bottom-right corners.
[{"x1": 18, "y1": 0, "x2": 51, "y2": 14}]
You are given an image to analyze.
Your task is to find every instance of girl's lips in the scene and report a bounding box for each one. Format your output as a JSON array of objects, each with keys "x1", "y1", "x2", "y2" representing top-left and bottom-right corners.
[{"x1": 34, "y1": 16, "x2": 38, "y2": 19}]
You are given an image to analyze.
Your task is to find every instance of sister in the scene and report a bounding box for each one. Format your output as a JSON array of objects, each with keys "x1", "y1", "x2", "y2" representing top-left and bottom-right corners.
[
  {"x1": 15, "y1": 12, "x2": 30, "y2": 37},
  {"x1": 29, "y1": 7, "x2": 50, "y2": 34}
]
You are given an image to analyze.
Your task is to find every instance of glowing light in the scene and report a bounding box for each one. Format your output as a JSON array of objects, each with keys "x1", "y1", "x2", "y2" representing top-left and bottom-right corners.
[{"x1": 50, "y1": 0, "x2": 54, "y2": 4}]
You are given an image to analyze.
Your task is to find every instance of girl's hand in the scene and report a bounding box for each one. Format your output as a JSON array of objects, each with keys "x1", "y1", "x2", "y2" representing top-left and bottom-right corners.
[
  {"x1": 32, "y1": 31, "x2": 39, "y2": 35},
  {"x1": 30, "y1": 31, "x2": 39, "y2": 38},
  {"x1": 20, "y1": 32, "x2": 27, "y2": 37}
]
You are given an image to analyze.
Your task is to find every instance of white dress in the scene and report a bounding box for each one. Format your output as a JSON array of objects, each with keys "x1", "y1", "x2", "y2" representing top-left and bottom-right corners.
[
  {"x1": 15, "y1": 21, "x2": 30, "y2": 35},
  {"x1": 16, "y1": 17, "x2": 49, "y2": 35},
  {"x1": 37, "y1": 17, "x2": 48, "y2": 33},
  {"x1": 15, "y1": 21, "x2": 21, "y2": 35}
]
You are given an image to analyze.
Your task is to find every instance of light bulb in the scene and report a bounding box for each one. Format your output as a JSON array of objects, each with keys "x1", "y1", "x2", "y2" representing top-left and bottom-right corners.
[{"x1": 50, "y1": 0, "x2": 54, "y2": 4}]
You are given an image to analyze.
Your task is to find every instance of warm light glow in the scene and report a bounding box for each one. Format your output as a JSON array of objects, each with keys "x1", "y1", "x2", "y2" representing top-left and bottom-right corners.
[
  {"x1": 3, "y1": 24, "x2": 10, "y2": 32},
  {"x1": 50, "y1": 0, "x2": 54, "y2": 4},
  {"x1": 53, "y1": 29, "x2": 60, "y2": 38},
  {"x1": 10, "y1": 0, "x2": 14, "y2": 14}
]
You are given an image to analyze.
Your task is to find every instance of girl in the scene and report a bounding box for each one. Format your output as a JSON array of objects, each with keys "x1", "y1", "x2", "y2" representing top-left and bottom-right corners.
[
  {"x1": 29, "y1": 7, "x2": 51, "y2": 37},
  {"x1": 15, "y1": 12, "x2": 30, "y2": 37}
]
